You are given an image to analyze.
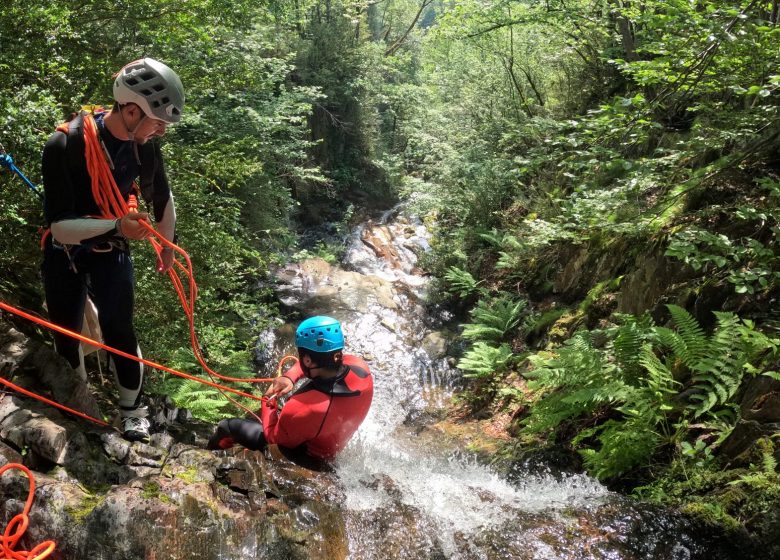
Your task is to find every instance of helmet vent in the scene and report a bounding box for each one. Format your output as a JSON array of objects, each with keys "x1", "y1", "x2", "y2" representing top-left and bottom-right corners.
[
  {"x1": 139, "y1": 71, "x2": 156, "y2": 81},
  {"x1": 152, "y1": 100, "x2": 161, "y2": 108},
  {"x1": 126, "y1": 77, "x2": 139, "y2": 86},
  {"x1": 162, "y1": 96, "x2": 170, "y2": 104},
  {"x1": 140, "y1": 89, "x2": 153, "y2": 96},
  {"x1": 152, "y1": 84, "x2": 165, "y2": 92}
]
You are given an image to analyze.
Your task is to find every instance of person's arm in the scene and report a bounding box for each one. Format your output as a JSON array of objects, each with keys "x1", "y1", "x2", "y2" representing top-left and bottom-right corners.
[
  {"x1": 261, "y1": 396, "x2": 320, "y2": 449},
  {"x1": 43, "y1": 131, "x2": 150, "y2": 244},
  {"x1": 265, "y1": 362, "x2": 304, "y2": 398},
  {"x1": 51, "y1": 214, "x2": 151, "y2": 244}
]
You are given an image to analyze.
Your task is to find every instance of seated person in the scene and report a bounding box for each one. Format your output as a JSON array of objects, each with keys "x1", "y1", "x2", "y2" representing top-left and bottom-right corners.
[{"x1": 208, "y1": 316, "x2": 373, "y2": 461}]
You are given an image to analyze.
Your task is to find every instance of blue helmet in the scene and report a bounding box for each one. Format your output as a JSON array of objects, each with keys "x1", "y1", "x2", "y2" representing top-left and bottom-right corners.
[{"x1": 295, "y1": 316, "x2": 344, "y2": 353}]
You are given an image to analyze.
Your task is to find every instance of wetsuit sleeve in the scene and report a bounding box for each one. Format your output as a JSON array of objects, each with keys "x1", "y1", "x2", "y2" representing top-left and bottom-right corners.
[
  {"x1": 42, "y1": 130, "x2": 117, "y2": 244},
  {"x1": 261, "y1": 396, "x2": 321, "y2": 449},
  {"x1": 282, "y1": 362, "x2": 305, "y2": 384},
  {"x1": 51, "y1": 218, "x2": 118, "y2": 245},
  {"x1": 42, "y1": 131, "x2": 75, "y2": 224}
]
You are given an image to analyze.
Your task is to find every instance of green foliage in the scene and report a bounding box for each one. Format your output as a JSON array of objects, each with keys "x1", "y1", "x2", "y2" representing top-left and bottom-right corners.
[
  {"x1": 519, "y1": 307, "x2": 776, "y2": 480},
  {"x1": 461, "y1": 294, "x2": 529, "y2": 344},
  {"x1": 457, "y1": 342, "x2": 514, "y2": 379},
  {"x1": 457, "y1": 292, "x2": 531, "y2": 384},
  {"x1": 167, "y1": 380, "x2": 232, "y2": 423},
  {"x1": 444, "y1": 266, "x2": 483, "y2": 299},
  {"x1": 657, "y1": 305, "x2": 778, "y2": 417},
  {"x1": 666, "y1": 224, "x2": 780, "y2": 295}
]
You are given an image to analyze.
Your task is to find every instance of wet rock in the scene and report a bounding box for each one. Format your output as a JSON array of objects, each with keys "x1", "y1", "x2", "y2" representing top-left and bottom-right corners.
[
  {"x1": 0, "y1": 325, "x2": 103, "y2": 421},
  {"x1": 617, "y1": 251, "x2": 698, "y2": 318},
  {"x1": 739, "y1": 375, "x2": 780, "y2": 423},
  {"x1": 719, "y1": 419, "x2": 780, "y2": 465},
  {"x1": 346, "y1": 503, "x2": 447, "y2": 560},
  {"x1": 0, "y1": 318, "x2": 349, "y2": 560},
  {"x1": 274, "y1": 258, "x2": 399, "y2": 314},
  {"x1": 0, "y1": 398, "x2": 69, "y2": 464},
  {"x1": 422, "y1": 331, "x2": 448, "y2": 360}
]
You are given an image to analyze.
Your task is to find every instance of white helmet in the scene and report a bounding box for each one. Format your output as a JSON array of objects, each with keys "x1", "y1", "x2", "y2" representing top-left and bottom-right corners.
[{"x1": 113, "y1": 58, "x2": 184, "y2": 124}]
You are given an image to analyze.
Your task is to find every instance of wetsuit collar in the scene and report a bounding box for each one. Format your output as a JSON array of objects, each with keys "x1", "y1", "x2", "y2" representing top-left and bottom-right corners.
[{"x1": 303, "y1": 366, "x2": 361, "y2": 396}]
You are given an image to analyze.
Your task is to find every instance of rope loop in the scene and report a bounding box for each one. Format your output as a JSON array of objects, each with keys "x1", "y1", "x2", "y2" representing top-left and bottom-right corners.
[{"x1": 0, "y1": 463, "x2": 56, "y2": 560}]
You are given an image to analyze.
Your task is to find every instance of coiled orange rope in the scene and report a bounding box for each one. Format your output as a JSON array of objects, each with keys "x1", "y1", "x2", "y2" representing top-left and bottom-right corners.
[
  {"x1": 0, "y1": 111, "x2": 299, "y2": 558},
  {"x1": 0, "y1": 463, "x2": 56, "y2": 559},
  {"x1": 0, "y1": 111, "x2": 298, "y2": 425},
  {"x1": 81, "y1": 112, "x2": 277, "y2": 421}
]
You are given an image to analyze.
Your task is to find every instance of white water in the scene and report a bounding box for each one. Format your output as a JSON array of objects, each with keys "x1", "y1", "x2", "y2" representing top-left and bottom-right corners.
[{"x1": 314, "y1": 208, "x2": 612, "y2": 557}]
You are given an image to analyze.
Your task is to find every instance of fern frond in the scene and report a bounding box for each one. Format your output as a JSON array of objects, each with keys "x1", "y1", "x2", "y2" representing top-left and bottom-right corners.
[
  {"x1": 462, "y1": 294, "x2": 528, "y2": 343},
  {"x1": 665, "y1": 305, "x2": 708, "y2": 367},
  {"x1": 171, "y1": 379, "x2": 229, "y2": 422},
  {"x1": 614, "y1": 321, "x2": 645, "y2": 374},
  {"x1": 458, "y1": 342, "x2": 514, "y2": 379},
  {"x1": 444, "y1": 266, "x2": 482, "y2": 299}
]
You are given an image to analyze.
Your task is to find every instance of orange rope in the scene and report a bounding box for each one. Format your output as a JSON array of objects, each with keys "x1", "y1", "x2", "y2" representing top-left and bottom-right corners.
[
  {"x1": 1, "y1": 110, "x2": 297, "y2": 426},
  {"x1": 0, "y1": 463, "x2": 56, "y2": 560},
  {"x1": 0, "y1": 302, "x2": 263, "y2": 402}
]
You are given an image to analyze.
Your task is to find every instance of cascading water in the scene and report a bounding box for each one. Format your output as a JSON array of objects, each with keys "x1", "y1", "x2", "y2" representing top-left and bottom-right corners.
[{"x1": 267, "y1": 206, "x2": 745, "y2": 560}]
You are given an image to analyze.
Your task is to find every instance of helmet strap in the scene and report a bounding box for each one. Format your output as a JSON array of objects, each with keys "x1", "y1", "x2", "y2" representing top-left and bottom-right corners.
[{"x1": 117, "y1": 105, "x2": 145, "y2": 164}]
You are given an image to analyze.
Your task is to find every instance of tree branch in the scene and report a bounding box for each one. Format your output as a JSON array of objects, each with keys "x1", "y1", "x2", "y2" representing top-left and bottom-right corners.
[{"x1": 384, "y1": 0, "x2": 433, "y2": 56}]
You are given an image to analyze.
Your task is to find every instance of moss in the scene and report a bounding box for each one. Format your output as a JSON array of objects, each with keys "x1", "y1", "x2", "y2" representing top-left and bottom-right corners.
[
  {"x1": 680, "y1": 501, "x2": 742, "y2": 532},
  {"x1": 66, "y1": 492, "x2": 106, "y2": 524},
  {"x1": 142, "y1": 481, "x2": 162, "y2": 500},
  {"x1": 578, "y1": 277, "x2": 623, "y2": 315},
  {"x1": 175, "y1": 467, "x2": 201, "y2": 485},
  {"x1": 548, "y1": 312, "x2": 583, "y2": 343},
  {"x1": 528, "y1": 307, "x2": 570, "y2": 337}
]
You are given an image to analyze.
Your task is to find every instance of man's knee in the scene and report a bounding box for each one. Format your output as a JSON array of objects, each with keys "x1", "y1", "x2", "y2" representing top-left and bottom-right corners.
[{"x1": 208, "y1": 418, "x2": 266, "y2": 451}]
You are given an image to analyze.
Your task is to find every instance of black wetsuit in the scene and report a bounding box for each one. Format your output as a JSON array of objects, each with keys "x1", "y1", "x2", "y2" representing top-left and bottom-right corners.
[{"x1": 41, "y1": 111, "x2": 173, "y2": 410}]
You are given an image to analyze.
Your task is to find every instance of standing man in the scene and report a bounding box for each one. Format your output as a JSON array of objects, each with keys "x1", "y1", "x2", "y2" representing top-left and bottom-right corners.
[
  {"x1": 208, "y1": 316, "x2": 374, "y2": 463},
  {"x1": 41, "y1": 58, "x2": 184, "y2": 442}
]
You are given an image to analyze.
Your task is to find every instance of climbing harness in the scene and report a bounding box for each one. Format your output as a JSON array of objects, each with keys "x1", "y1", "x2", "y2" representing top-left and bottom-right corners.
[
  {"x1": 0, "y1": 110, "x2": 295, "y2": 427},
  {"x1": 0, "y1": 463, "x2": 56, "y2": 559}
]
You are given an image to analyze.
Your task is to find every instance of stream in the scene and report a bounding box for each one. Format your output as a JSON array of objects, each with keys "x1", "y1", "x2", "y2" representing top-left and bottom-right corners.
[{"x1": 263, "y1": 206, "x2": 745, "y2": 560}]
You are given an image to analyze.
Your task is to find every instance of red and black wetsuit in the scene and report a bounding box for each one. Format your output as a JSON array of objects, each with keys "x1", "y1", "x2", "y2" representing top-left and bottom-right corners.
[
  {"x1": 208, "y1": 355, "x2": 373, "y2": 461},
  {"x1": 262, "y1": 355, "x2": 373, "y2": 459}
]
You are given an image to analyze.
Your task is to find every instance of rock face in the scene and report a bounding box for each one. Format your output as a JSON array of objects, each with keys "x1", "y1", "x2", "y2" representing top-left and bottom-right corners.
[
  {"x1": 0, "y1": 322, "x2": 348, "y2": 560},
  {"x1": 719, "y1": 375, "x2": 780, "y2": 465}
]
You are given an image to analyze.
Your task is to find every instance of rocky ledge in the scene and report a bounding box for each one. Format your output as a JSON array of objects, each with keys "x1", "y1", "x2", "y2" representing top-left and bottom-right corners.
[{"x1": 0, "y1": 322, "x2": 346, "y2": 560}]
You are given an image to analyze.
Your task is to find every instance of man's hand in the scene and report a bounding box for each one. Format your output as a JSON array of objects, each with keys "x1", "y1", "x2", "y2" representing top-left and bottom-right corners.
[
  {"x1": 157, "y1": 247, "x2": 175, "y2": 273},
  {"x1": 265, "y1": 376, "x2": 294, "y2": 398},
  {"x1": 116, "y1": 212, "x2": 151, "y2": 240}
]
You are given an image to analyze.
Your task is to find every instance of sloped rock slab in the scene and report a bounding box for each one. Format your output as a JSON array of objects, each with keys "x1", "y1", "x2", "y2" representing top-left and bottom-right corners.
[
  {"x1": 1, "y1": 323, "x2": 350, "y2": 559},
  {"x1": 1, "y1": 426, "x2": 349, "y2": 560}
]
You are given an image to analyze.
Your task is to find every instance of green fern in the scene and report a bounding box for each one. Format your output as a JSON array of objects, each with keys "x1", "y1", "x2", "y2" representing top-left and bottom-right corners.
[
  {"x1": 663, "y1": 305, "x2": 709, "y2": 368},
  {"x1": 657, "y1": 305, "x2": 775, "y2": 418},
  {"x1": 458, "y1": 342, "x2": 514, "y2": 379},
  {"x1": 524, "y1": 334, "x2": 629, "y2": 434},
  {"x1": 171, "y1": 379, "x2": 231, "y2": 422},
  {"x1": 444, "y1": 266, "x2": 483, "y2": 299},
  {"x1": 611, "y1": 314, "x2": 657, "y2": 379},
  {"x1": 462, "y1": 294, "x2": 529, "y2": 344}
]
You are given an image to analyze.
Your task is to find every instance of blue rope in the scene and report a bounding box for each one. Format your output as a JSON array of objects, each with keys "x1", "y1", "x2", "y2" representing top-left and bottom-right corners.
[{"x1": 0, "y1": 152, "x2": 43, "y2": 200}]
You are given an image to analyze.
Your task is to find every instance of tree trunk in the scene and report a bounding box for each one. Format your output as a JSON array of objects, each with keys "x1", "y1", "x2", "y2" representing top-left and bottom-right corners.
[
  {"x1": 616, "y1": 14, "x2": 636, "y2": 60},
  {"x1": 501, "y1": 57, "x2": 533, "y2": 117},
  {"x1": 384, "y1": 0, "x2": 432, "y2": 56},
  {"x1": 519, "y1": 66, "x2": 545, "y2": 106}
]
